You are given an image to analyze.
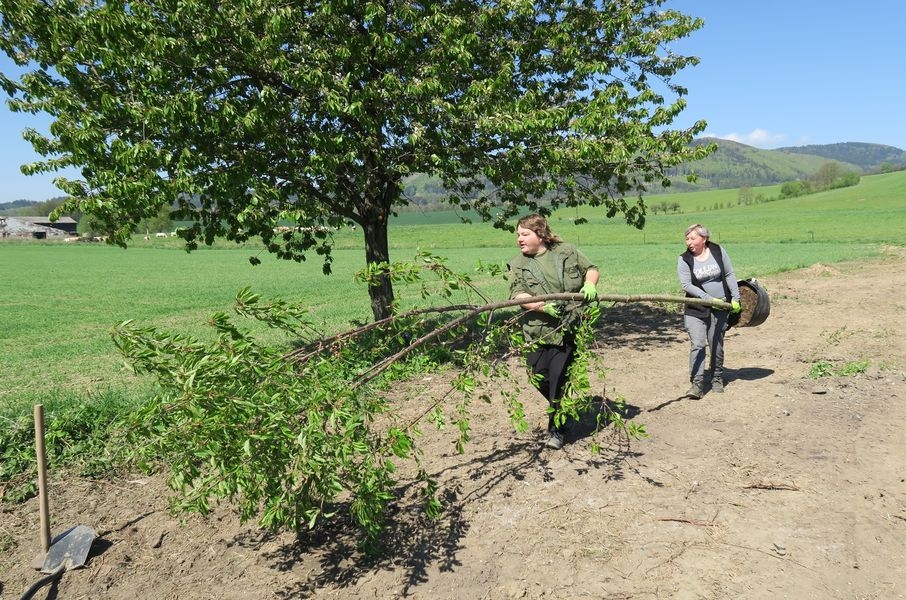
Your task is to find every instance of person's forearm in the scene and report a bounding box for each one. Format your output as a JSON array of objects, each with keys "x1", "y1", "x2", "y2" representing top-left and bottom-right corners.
[
  {"x1": 678, "y1": 270, "x2": 708, "y2": 299},
  {"x1": 514, "y1": 291, "x2": 548, "y2": 312}
]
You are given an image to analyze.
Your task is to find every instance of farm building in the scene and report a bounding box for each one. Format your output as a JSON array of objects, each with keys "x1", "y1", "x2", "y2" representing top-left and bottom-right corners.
[{"x1": 0, "y1": 216, "x2": 78, "y2": 239}]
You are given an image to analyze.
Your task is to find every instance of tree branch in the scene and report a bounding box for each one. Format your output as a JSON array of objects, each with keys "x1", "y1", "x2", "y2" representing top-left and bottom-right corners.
[{"x1": 348, "y1": 293, "x2": 731, "y2": 388}]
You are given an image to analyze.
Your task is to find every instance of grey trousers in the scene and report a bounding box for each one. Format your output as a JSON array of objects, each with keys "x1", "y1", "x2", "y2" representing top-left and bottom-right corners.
[{"x1": 684, "y1": 311, "x2": 730, "y2": 384}]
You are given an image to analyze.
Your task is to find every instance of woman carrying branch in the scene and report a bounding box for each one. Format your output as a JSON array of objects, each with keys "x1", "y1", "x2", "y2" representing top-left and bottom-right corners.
[
  {"x1": 509, "y1": 214, "x2": 599, "y2": 450},
  {"x1": 677, "y1": 223, "x2": 742, "y2": 398}
]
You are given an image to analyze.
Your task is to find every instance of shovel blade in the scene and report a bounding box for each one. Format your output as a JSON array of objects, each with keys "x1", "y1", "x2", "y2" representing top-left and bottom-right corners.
[{"x1": 41, "y1": 524, "x2": 96, "y2": 574}]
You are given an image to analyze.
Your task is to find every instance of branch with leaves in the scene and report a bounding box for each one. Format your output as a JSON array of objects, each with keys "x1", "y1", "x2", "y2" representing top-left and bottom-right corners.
[
  {"x1": 325, "y1": 292, "x2": 731, "y2": 389},
  {"x1": 109, "y1": 253, "x2": 722, "y2": 546}
]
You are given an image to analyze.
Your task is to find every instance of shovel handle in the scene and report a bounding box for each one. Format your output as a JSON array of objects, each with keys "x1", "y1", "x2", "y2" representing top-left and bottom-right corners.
[
  {"x1": 19, "y1": 563, "x2": 65, "y2": 600},
  {"x1": 34, "y1": 405, "x2": 51, "y2": 554}
]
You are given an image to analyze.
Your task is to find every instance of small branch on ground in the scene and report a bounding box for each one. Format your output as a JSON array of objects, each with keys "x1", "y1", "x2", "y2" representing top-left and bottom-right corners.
[
  {"x1": 655, "y1": 517, "x2": 715, "y2": 526},
  {"x1": 743, "y1": 481, "x2": 800, "y2": 491}
]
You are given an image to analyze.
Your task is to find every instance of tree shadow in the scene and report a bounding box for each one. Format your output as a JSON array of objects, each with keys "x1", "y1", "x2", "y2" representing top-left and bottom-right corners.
[
  {"x1": 565, "y1": 395, "x2": 643, "y2": 442},
  {"x1": 255, "y1": 427, "x2": 641, "y2": 598},
  {"x1": 593, "y1": 302, "x2": 685, "y2": 351},
  {"x1": 250, "y1": 303, "x2": 701, "y2": 596}
]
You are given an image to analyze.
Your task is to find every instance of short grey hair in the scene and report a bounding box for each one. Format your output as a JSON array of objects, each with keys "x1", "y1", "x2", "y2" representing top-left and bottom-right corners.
[{"x1": 685, "y1": 223, "x2": 710, "y2": 239}]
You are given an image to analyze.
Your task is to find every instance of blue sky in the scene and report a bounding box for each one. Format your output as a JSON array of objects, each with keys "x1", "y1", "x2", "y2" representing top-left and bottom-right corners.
[
  {"x1": 669, "y1": 0, "x2": 905, "y2": 149},
  {"x1": 2, "y1": 1, "x2": 904, "y2": 203}
]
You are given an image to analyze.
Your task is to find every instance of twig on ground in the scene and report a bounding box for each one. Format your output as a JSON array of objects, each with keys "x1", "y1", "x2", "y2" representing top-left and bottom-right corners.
[
  {"x1": 718, "y1": 541, "x2": 813, "y2": 570},
  {"x1": 743, "y1": 481, "x2": 800, "y2": 491},
  {"x1": 655, "y1": 517, "x2": 715, "y2": 526},
  {"x1": 684, "y1": 480, "x2": 700, "y2": 499}
]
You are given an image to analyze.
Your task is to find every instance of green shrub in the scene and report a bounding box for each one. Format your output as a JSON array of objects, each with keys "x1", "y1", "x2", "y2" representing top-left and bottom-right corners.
[
  {"x1": 0, "y1": 392, "x2": 134, "y2": 503},
  {"x1": 808, "y1": 360, "x2": 870, "y2": 379}
]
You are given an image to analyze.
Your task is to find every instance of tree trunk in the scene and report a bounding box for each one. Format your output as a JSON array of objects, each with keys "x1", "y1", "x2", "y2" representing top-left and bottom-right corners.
[
  {"x1": 362, "y1": 217, "x2": 394, "y2": 321},
  {"x1": 355, "y1": 168, "x2": 403, "y2": 321},
  {"x1": 359, "y1": 195, "x2": 395, "y2": 321}
]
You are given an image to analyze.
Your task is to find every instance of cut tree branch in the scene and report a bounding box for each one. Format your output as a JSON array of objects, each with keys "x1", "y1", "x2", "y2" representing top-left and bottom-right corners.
[{"x1": 294, "y1": 292, "x2": 732, "y2": 388}]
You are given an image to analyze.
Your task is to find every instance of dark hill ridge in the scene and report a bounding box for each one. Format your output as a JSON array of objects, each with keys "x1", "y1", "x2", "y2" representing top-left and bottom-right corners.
[{"x1": 774, "y1": 141, "x2": 906, "y2": 171}]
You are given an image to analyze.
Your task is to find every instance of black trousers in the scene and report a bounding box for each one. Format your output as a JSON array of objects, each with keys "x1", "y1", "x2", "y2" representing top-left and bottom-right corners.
[{"x1": 526, "y1": 342, "x2": 576, "y2": 432}]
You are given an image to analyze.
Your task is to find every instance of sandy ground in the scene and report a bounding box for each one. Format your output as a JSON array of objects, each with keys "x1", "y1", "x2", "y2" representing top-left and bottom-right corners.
[{"x1": 2, "y1": 249, "x2": 905, "y2": 600}]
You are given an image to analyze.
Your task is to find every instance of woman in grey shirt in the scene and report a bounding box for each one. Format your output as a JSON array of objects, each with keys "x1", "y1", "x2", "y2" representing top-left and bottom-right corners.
[{"x1": 677, "y1": 223, "x2": 741, "y2": 398}]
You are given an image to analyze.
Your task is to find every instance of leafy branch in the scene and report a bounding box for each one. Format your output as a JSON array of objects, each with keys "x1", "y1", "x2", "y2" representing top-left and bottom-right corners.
[{"x1": 110, "y1": 252, "x2": 722, "y2": 547}]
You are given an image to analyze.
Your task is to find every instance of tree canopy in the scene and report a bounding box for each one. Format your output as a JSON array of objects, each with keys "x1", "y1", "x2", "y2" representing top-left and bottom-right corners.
[{"x1": 0, "y1": 0, "x2": 711, "y2": 319}]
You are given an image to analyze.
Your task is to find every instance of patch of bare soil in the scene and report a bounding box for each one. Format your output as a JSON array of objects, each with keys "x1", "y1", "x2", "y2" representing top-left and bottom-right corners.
[{"x1": 2, "y1": 250, "x2": 906, "y2": 600}]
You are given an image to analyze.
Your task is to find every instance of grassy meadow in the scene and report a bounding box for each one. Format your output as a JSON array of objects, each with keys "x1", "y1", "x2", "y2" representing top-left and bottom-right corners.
[{"x1": 2, "y1": 170, "x2": 904, "y2": 416}]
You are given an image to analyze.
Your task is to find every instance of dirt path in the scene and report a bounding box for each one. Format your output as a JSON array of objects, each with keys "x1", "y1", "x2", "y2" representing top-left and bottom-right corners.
[{"x1": 2, "y1": 250, "x2": 905, "y2": 600}]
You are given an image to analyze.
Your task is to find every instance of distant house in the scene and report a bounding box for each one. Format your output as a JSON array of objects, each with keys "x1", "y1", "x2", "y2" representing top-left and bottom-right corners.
[
  {"x1": 15, "y1": 216, "x2": 79, "y2": 235},
  {"x1": 0, "y1": 216, "x2": 78, "y2": 239}
]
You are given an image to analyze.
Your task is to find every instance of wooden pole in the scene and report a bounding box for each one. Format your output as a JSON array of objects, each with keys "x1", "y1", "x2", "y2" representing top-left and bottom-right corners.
[
  {"x1": 34, "y1": 404, "x2": 51, "y2": 555},
  {"x1": 516, "y1": 292, "x2": 734, "y2": 310}
]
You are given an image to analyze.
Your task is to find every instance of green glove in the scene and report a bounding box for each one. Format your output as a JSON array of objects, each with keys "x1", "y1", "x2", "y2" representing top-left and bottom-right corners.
[
  {"x1": 542, "y1": 303, "x2": 560, "y2": 318},
  {"x1": 581, "y1": 281, "x2": 598, "y2": 301},
  {"x1": 731, "y1": 300, "x2": 742, "y2": 314}
]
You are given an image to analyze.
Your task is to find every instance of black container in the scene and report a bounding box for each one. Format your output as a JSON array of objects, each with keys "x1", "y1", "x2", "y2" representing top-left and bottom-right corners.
[{"x1": 735, "y1": 278, "x2": 770, "y2": 327}]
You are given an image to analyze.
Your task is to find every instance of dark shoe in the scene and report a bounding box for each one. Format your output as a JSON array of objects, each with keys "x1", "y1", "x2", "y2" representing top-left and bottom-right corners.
[
  {"x1": 686, "y1": 383, "x2": 704, "y2": 399},
  {"x1": 545, "y1": 429, "x2": 565, "y2": 450},
  {"x1": 711, "y1": 378, "x2": 724, "y2": 393}
]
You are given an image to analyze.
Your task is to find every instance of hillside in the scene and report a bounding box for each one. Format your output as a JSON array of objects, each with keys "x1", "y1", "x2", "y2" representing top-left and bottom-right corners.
[
  {"x1": 662, "y1": 139, "x2": 906, "y2": 192},
  {"x1": 775, "y1": 141, "x2": 906, "y2": 171},
  {"x1": 403, "y1": 140, "x2": 906, "y2": 203}
]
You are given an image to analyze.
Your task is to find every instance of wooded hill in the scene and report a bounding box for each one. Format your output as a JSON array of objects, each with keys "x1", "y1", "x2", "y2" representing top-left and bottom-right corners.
[
  {"x1": 661, "y1": 139, "x2": 906, "y2": 192},
  {"x1": 403, "y1": 140, "x2": 906, "y2": 205}
]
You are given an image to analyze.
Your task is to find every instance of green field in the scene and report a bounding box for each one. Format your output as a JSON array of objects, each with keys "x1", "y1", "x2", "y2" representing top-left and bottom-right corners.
[{"x1": 2, "y1": 170, "x2": 904, "y2": 414}]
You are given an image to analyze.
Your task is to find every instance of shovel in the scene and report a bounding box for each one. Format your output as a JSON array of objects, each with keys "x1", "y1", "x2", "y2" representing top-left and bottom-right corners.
[
  {"x1": 20, "y1": 525, "x2": 97, "y2": 600},
  {"x1": 20, "y1": 405, "x2": 97, "y2": 600}
]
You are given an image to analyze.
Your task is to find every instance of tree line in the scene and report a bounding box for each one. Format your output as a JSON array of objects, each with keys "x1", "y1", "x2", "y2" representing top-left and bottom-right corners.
[{"x1": 779, "y1": 162, "x2": 860, "y2": 199}]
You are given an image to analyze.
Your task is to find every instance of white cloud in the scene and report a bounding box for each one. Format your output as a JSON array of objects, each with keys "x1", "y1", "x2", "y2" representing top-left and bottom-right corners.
[{"x1": 711, "y1": 128, "x2": 787, "y2": 149}]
